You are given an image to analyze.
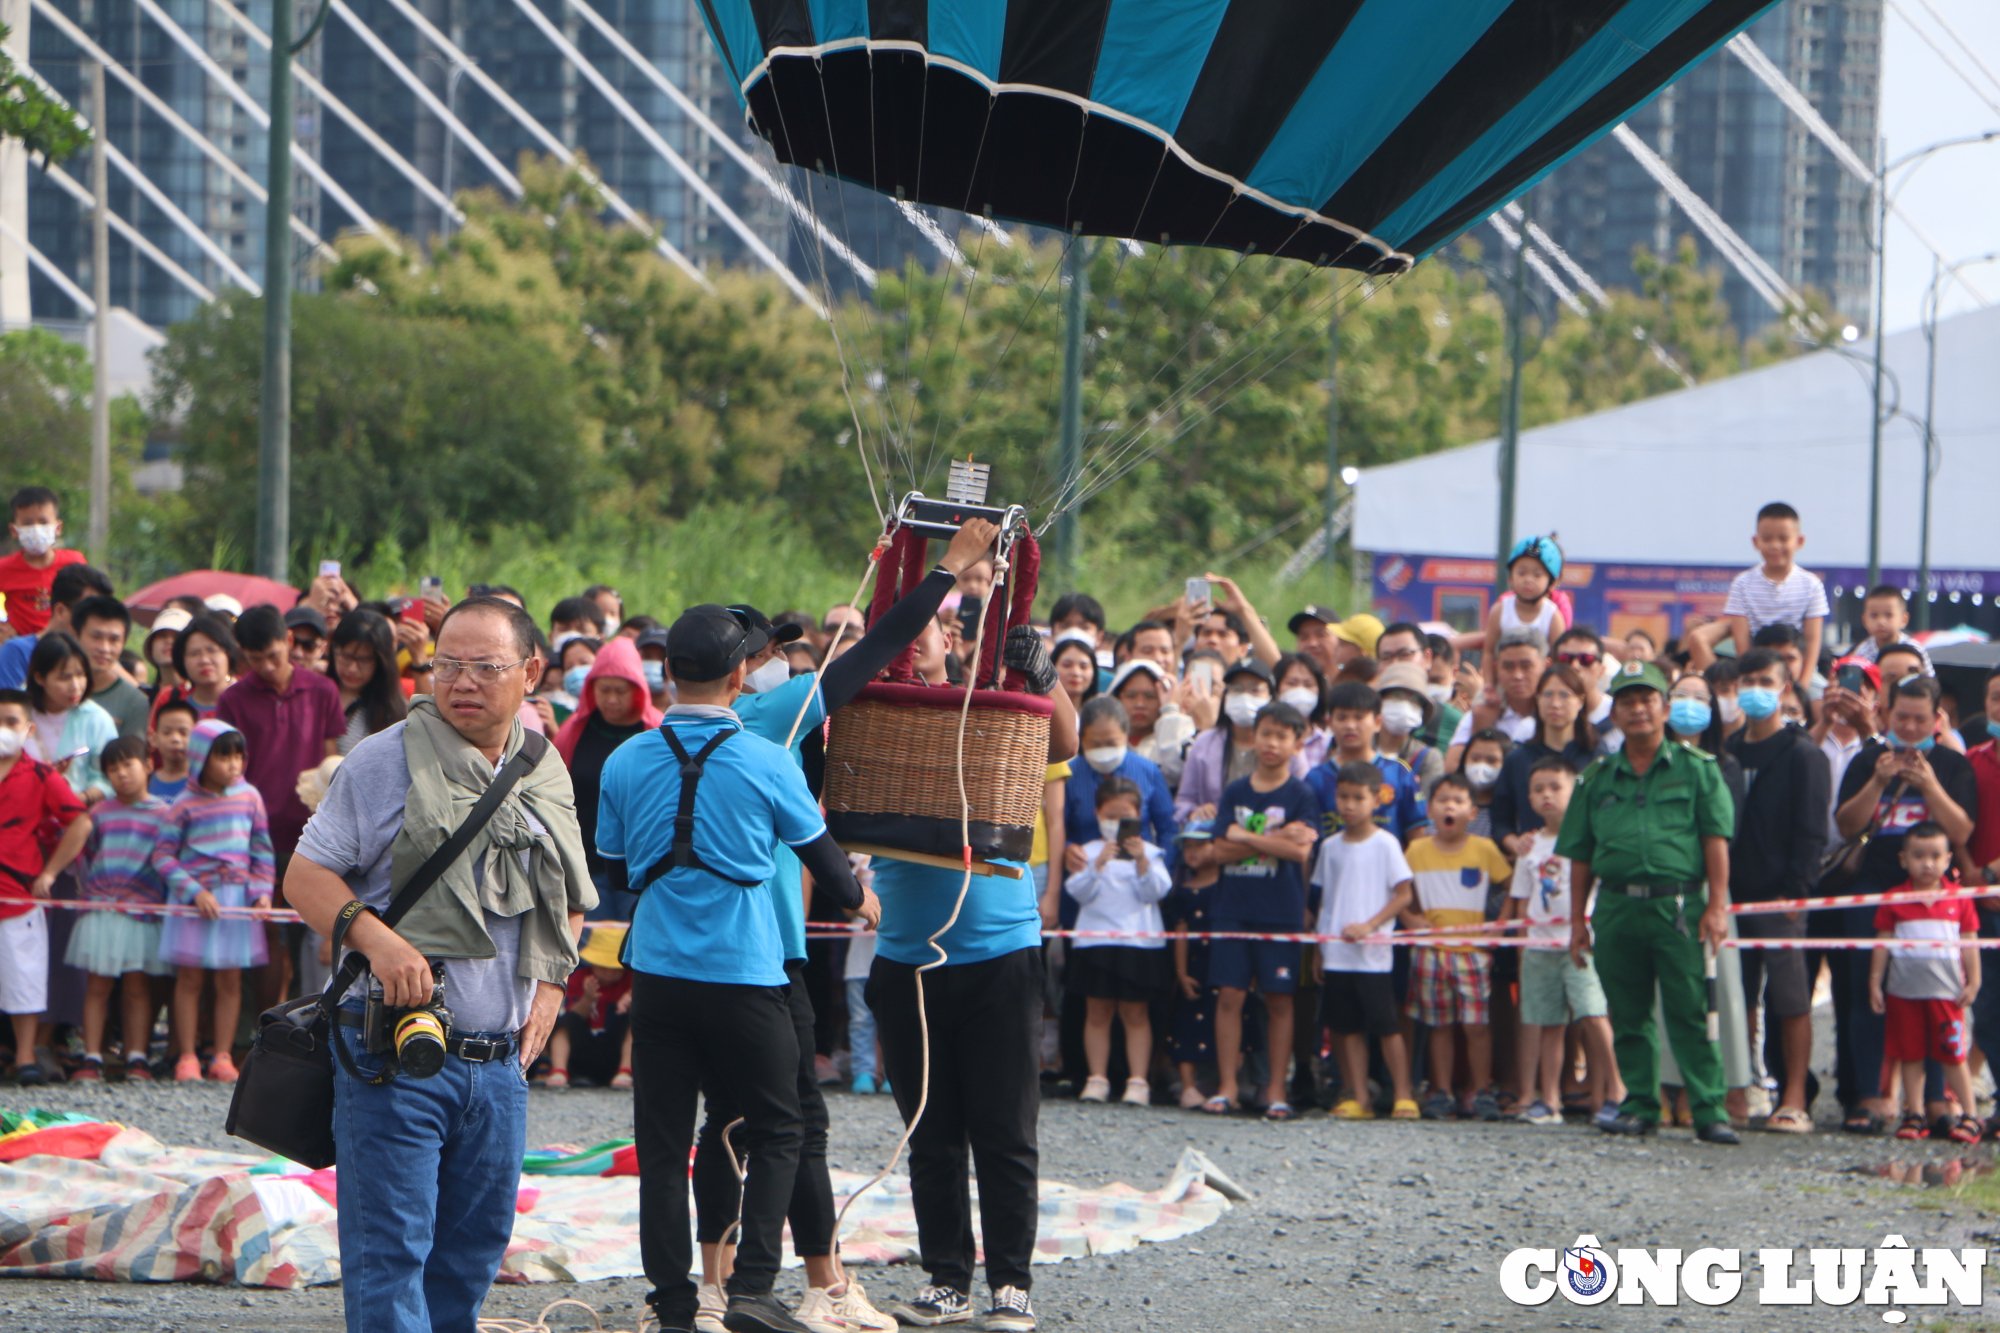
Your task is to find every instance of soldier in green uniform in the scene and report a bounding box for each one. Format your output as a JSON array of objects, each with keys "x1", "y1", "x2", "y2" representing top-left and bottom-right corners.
[{"x1": 1559, "y1": 659, "x2": 1740, "y2": 1144}]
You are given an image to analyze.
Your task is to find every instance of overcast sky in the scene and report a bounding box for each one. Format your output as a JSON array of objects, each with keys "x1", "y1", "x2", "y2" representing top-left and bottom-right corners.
[{"x1": 1878, "y1": 0, "x2": 2000, "y2": 332}]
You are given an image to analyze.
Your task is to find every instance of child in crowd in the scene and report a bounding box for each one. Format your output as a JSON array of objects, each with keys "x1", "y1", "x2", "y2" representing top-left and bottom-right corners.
[
  {"x1": 1308, "y1": 682, "x2": 1428, "y2": 843},
  {"x1": 1313, "y1": 760, "x2": 1416, "y2": 1121},
  {"x1": 28, "y1": 631, "x2": 118, "y2": 802},
  {"x1": 65, "y1": 736, "x2": 172, "y2": 1081},
  {"x1": 1167, "y1": 820, "x2": 1223, "y2": 1110},
  {"x1": 1701, "y1": 501, "x2": 1827, "y2": 675},
  {"x1": 1460, "y1": 730, "x2": 1510, "y2": 839},
  {"x1": 1481, "y1": 536, "x2": 1567, "y2": 685},
  {"x1": 148, "y1": 697, "x2": 196, "y2": 801},
  {"x1": 153, "y1": 720, "x2": 272, "y2": 1083},
  {"x1": 1065, "y1": 777, "x2": 1174, "y2": 1106},
  {"x1": 1868, "y1": 822, "x2": 1983, "y2": 1144},
  {"x1": 1207, "y1": 702, "x2": 1320, "y2": 1120},
  {"x1": 0, "y1": 486, "x2": 86, "y2": 637},
  {"x1": 1406, "y1": 774, "x2": 1514, "y2": 1120},
  {"x1": 545, "y1": 924, "x2": 634, "y2": 1090},
  {"x1": 844, "y1": 853, "x2": 888, "y2": 1095},
  {"x1": 0, "y1": 688, "x2": 92, "y2": 1085},
  {"x1": 1502, "y1": 756, "x2": 1623, "y2": 1126},
  {"x1": 1850, "y1": 585, "x2": 1931, "y2": 674}
]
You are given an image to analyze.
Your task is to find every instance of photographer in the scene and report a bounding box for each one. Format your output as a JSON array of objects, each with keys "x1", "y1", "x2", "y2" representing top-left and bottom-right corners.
[{"x1": 285, "y1": 596, "x2": 594, "y2": 1333}]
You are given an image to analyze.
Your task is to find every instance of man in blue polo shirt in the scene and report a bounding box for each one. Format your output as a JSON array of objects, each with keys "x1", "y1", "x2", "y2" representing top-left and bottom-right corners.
[{"x1": 599, "y1": 604, "x2": 877, "y2": 1333}]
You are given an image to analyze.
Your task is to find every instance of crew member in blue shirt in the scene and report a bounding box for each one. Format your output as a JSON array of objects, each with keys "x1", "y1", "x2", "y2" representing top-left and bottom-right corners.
[{"x1": 599, "y1": 604, "x2": 878, "y2": 1333}]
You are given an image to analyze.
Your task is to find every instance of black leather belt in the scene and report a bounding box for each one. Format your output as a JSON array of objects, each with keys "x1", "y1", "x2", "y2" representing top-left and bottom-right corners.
[
  {"x1": 1601, "y1": 881, "x2": 1702, "y2": 899},
  {"x1": 335, "y1": 1009, "x2": 517, "y2": 1064}
]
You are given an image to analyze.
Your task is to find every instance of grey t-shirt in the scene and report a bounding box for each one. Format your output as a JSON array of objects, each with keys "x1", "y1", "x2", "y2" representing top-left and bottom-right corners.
[{"x1": 295, "y1": 722, "x2": 532, "y2": 1033}]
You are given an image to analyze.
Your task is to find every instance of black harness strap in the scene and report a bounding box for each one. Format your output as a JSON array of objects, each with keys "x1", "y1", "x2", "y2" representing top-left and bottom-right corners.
[{"x1": 639, "y1": 725, "x2": 761, "y2": 891}]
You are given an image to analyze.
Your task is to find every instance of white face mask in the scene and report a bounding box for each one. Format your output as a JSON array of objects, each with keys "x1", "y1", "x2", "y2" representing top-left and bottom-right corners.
[
  {"x1": 1380, "y1": 699, "x2": 1424, "y2": 736},
  {"x1": 1717, "y1": 696, "x2": 1743, "y2": 725},
  {"x1": 0, "y1": 727, "x2": 24, "y2": 760},
  {"x1": 13, "y1": 524, "x2": 56, "y2": 557},
  {"x1": 1098, "y1": 818, "x2": 1124, "y2": 844},
  {"x1": 1083, "y1": 745, "x2": 1127, "y2": 774},
  {"x1": 1223, "y1": 693, "x2": 1265, "y2": 728},
  {"x1": 744, "y1": 657, "x2": 790, "y2": 694},
  {"x1": 1425, "y1": 682, "x2": 1453, "y2": 705},
  {"x1": 1278, "y1": 686, "x2": 1320, "y2": 716},
  {"x1": 1465, "y1": 761, "x2": 1501, "y2": 789}
]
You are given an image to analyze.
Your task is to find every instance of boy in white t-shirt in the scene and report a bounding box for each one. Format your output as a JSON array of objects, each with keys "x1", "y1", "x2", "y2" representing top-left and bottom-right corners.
[
  {"x1": 1312, "y1": 760, "x2": 1416, "y2": 1121},
  {"x1": 1501, "y1": 755, "x2": 1623, "y2": 1126}
]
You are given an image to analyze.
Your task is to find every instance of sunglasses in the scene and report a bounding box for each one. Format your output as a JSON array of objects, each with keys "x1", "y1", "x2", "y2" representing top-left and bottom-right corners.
[{"x1": 1556, "y1": 651, "x2": 1600, "y2": 668}]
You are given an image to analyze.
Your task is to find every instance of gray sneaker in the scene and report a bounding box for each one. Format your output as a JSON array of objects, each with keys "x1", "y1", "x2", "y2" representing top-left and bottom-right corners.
[
  {"x1": 1472, "y1": 1089, "x2": 1502, "y2": 1121},
  {"x1": 884, "y1": 1285, "x2": 972, "y2": 1326},
  {"x1": 984, "y1": 1286, "x2": 1035, "y2": 1332}
]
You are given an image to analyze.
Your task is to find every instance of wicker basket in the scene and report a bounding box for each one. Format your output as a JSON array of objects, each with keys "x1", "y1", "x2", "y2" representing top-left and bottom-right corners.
[{"x1": 823, "y1": 682, "x2": 1053, "y2": 863}]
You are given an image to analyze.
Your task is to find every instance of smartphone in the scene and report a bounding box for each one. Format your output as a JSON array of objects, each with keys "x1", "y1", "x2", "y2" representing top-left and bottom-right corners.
[
  {"x1": 400, "y1": 598, "x2": 426, "y2": 625},
  {"x1": 1837, "y1": 663, "x2": 1865, "y2": 693},
  {"x1": 1114, "y1": 818, "x2": 1141, "y2": 858},
  {"x1": 1189, "y1": 659, "x2": 1219, "y2": 691},
  {"x1": 1185, "y1": 576, "x2": 1211, "y2": 608},
  {"x1": 419, "y1": 575, "x2": 443, "y2": 600},
  {"x1": 957, "y1": 595, "x2": 983, "y2": 637},
  {"x1": 318, "y1": 559, "x2": 341, "y2": 578},
  {"x1": 58, "y1": 745, "x2": 92, "y2": 765}
]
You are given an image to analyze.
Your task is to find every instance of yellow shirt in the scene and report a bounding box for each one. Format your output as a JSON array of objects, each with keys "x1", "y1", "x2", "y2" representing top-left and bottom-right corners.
[
  {"x1": 1405, "y1": 835, "x2": 1513, "y2": 949},
  {"x1": 1029, "y1": 761, "x2": 1072, "y2": 867}
]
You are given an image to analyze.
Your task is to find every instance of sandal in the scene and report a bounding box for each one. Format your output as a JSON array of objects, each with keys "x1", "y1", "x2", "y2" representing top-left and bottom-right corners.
[
  {"x1": 1951, "y1": 1114, "x2": 1984, "y2": 1145},
  {"x1": 609, "y1": 1068, "x2": 634, "y2": 1090},
  {"x1": 1763, "y1": 1106, "x2": 1814, "y2": 1135},
  {"x1": 1179, "y1": 1085, "x2": 1208, "y2": 1110},
  {"x1": 1390, "y1": 1098, "x2": 1421, "y2": 1121},
  {"x1": 1331, "y1": 1098, "x2": 1373, "y2": 1120},
  {"x1": 1264, "y1": 1101, "x2": 1297, "y2": 1122},
  {"x1": 1843, "y1": 1109, "x2": 1888, "y2": 1136},
  {"x1": 1201, "y1": 1094, "x2": 1238, "y2": 1116},
  {"x1": 1894, "y1": 1112, "x2": 1927, "y2": 1141}
]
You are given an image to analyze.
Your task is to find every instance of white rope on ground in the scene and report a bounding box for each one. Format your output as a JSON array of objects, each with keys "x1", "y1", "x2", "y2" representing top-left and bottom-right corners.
[{"x1": 475, "y1": 1296, "x2": 653, "y2": 1332}]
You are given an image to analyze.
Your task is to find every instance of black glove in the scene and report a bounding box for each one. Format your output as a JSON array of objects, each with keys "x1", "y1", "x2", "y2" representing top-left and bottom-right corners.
[{"x1": 1003, "y1": 625, "x2": 1058, "y2": 695}]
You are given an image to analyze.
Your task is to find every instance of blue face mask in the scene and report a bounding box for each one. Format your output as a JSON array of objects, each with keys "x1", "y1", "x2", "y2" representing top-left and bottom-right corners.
[
  {"x1": 642, "y1": 660, "x2": 667, "y2": 692},
  {"x1": 1736, "y1": 686, "x2": 1780, "y2": 722},
  {"x1": 562, "y1": 664, "x2": 592, "y2": 697},
  {"x1": 1887, "y1": 731, "x2": 1936, "y2": 753},
  {"x1": 1668, "y1": 698, "x2": 1711, "y2": 736}
]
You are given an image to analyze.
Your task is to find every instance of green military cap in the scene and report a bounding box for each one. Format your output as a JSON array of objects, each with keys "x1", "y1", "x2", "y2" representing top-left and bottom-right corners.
[{"x1": 1609, "y1": 658, "x2": 1672, "y2": 698}]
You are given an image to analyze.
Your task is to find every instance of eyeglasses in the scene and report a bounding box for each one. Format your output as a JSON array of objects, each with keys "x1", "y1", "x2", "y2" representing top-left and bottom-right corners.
[
  {"x1": 1555, "y1": 651, "x2": 1600, "y2": 668},
  {"x1": 1378, "y1": 645, "x2": 1422, "y2": 662},
  {"x1": 1537, "y1": 689, "x2": 1579, "y2": 705},
  {"x1": 432, "y1": 656, "x2": 530, "y2": 684}
]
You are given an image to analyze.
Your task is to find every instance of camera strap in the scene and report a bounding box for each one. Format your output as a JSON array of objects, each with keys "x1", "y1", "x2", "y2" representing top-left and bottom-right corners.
[{"x1": 328, "y1": 729, "x2": 552, "y2": 1083}]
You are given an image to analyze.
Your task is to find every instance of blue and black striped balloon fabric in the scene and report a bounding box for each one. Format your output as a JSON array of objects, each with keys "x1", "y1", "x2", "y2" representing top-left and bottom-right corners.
[{"x1": 695, "y1": 0, "x2": 1779, "y2": 273}]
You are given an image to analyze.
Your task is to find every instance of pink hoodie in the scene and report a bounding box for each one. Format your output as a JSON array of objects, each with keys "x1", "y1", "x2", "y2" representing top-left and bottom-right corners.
[{"x1": 554, "y1": 635, "x2": 664, "y2": 765}]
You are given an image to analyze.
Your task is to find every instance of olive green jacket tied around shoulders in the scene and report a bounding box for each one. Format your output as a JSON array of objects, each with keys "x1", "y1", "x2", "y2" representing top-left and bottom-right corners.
[{"x1": 389, "y1": 697, "x2": 596, "y2": 986}]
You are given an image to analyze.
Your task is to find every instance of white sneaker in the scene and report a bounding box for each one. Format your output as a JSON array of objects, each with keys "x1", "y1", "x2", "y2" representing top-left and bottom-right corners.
[
  {"x1": 1121, "y1": 1078, "x2": 1150, "y2": 1107},
  {"x1": 834, "y1": 1279, "x2": 897, "y2": 1333},
  {"x1": 795, "y1": 1285, "x2": 856, "y2": 1332},
  {"x1": 695, "y1": 1281, "x2": 729, "y2": 1333},
  {"x1": 1079, "y1": 1075, "x2": 1110, "y2": 1103}
]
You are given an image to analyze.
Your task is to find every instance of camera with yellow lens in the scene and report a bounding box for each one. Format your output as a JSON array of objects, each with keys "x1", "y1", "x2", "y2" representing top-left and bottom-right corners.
[{"x1": 363, "y1": 963, "x2": 455, "y2": 1079}]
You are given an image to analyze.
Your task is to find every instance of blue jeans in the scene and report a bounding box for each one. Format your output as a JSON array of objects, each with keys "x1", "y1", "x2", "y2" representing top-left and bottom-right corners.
[
  {"x1": 847, "y1": 976, "x2": 877, "y2": 1081},
  {"x1": 332, "y1": 1015, "x2": 527, "y2": 1333}
]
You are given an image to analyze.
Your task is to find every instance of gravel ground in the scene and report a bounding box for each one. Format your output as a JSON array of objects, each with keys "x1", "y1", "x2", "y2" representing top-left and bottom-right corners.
[{"x1": 5, "y1": 1074, "x2": 2000, "y2": 1331}]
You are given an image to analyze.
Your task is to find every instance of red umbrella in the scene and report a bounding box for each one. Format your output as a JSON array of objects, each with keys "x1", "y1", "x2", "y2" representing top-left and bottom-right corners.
[{"x1": 126, "y1": 571, "x2": 300, "y2": 626}]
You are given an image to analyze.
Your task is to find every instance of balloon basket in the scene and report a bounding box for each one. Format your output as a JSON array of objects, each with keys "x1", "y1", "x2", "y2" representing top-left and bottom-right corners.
[{"x1": 823, "y1": 683, "x2": 1051, "y2": 867}]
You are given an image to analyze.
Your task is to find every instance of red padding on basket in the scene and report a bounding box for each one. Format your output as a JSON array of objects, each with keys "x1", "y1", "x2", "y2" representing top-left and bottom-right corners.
[{"x1": 851, "y1": 682, "x2": 1054, "y2": 716}]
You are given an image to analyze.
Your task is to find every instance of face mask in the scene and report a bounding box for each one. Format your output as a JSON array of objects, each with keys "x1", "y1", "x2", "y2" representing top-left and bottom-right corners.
[
  {"x1": 1425, "y1": 682, "x2": 1453, "y2": 705},
  {"x1": 1737, "y1": 686, "x2": 1780, "y2": 722},
  {"x1": 641, "y1": 660, "x2": 666, "y2": 692},
  {"x1": 0, "y1": 728, "x2": 22, "y2": 760},
  {"x1": 1465, "y1": 762, "x2": 1501, "y2": 789},
  {"x1": 563, "y1": 665, "x2": 592, "y2": 698},
  {"x1": 1668, "y1": 698, "x2": 1711, "y2": 736},
  {"x1": 1083, "y1": 745, "x2": 1127, "y2": 775},
  {"x1": 745, "y1": 658, "x2": 790, "y2": 694},
  {"x1": 1098, "y1": 818, "x2": 1125, "y2": 844},
  {"x1": 1716, "y1": 696, "x2": 1742, "y2": 725},
  {"x1": 1380, "y1": 699, "x2": 1424, "y2": 736},
  {"x1": 1224, "y1": 693, "x2": 1264, "y2": 728},
  {"x1": 13, "y1": 524, "x2": 55, "y2": 557},
  {"x1": 1887, "y1": 731, "x2": 1936, "y2": 753},
  {"x1": 1278, "y1": 686, "x2": 1320, "y2": 716}
]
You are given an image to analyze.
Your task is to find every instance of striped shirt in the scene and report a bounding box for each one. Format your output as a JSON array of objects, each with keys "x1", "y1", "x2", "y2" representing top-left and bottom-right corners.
[
  {"x1": 152, "y1": 782, "x2": 275, "y2": 905},
  {"x1": 1876, "y1": 893, "x2": 1978, "y2": 1001},
  {"x1": 84, "y1": 795, "x2": 171, "y2": 906},
  {"x1": 1723, "y1": 564, "x2": 1829, "y2": 633}
]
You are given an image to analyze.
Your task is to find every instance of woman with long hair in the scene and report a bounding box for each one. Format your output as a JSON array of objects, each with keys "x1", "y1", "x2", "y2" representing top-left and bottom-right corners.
[
  {"x1": 328, "y1": 609, "x2": 408, "y2": 754},
  {"x1": 1491, "y1": 662, "x2": 1599, "y2": 857}
]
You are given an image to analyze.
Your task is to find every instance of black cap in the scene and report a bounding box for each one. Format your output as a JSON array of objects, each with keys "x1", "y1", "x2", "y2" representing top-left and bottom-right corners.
[
  {"x1": 1286, "y1": 604, "x2": 1339, "y2": 636},
  {"x1": 635, "y1": 627, "x2": 672, "y2": 655},
  {"x1": 283, "y1": 605, "x2": 329, "y2": 637},
  {"x1": 726, "y1": 604, "x2": 804, "y2": 646},
  {"x1": 667, "y1": 604, "x2": 769, "y2": 682},
  {"x1": 1222, "y1": 657, "x2": 1276, "y2": 691}
]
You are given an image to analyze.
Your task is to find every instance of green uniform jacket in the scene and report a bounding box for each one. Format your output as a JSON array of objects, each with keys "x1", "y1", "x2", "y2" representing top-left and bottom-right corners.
[{"x1": 1554, "y1": 740, "x2": 1735, "y2": 886}]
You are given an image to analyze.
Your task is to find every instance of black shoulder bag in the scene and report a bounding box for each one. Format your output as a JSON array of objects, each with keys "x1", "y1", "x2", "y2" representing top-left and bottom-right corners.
[{"x1": 225, "y1": 731, "x2": 550, "y2": 1167}]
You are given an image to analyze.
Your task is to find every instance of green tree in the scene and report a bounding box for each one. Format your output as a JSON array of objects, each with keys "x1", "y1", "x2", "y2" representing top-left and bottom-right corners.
[{"x1": 1, "y1": 25, "x2": 90, "y2": 164}]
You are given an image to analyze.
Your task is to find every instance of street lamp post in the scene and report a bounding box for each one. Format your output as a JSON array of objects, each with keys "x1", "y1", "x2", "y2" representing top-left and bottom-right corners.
[
  {"x1": 1916, "y1": 248, "x2": 2000, "y2": 631},
  {"x1": 1495, "y1": 195, "x2": 1531, "y2": 595}
]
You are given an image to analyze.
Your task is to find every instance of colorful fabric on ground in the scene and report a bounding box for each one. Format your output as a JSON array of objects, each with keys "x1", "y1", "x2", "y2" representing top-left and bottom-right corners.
[{"x1": 0, "y1": 1113, "x2": 1238, "y2": 1288}]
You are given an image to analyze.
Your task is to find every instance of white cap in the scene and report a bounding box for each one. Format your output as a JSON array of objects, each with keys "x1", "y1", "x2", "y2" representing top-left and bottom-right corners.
[
  {"x1": 204, "y1": 593, "x2": 243, "y2": 616},
  {"x1": 147, "y1": 607, "x2": 194, "y2": 639}
]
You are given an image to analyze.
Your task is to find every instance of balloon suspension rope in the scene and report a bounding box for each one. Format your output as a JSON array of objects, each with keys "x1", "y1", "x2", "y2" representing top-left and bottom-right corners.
[{"x1": 716, "y1": 544, "x2": 888, "y2": 1257}]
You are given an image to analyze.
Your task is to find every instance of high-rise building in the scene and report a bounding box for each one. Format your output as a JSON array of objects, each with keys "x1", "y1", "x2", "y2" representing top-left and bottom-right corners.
[{"x1": 1534, "y1": 0, "x2": 1879, "y2": 337}]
